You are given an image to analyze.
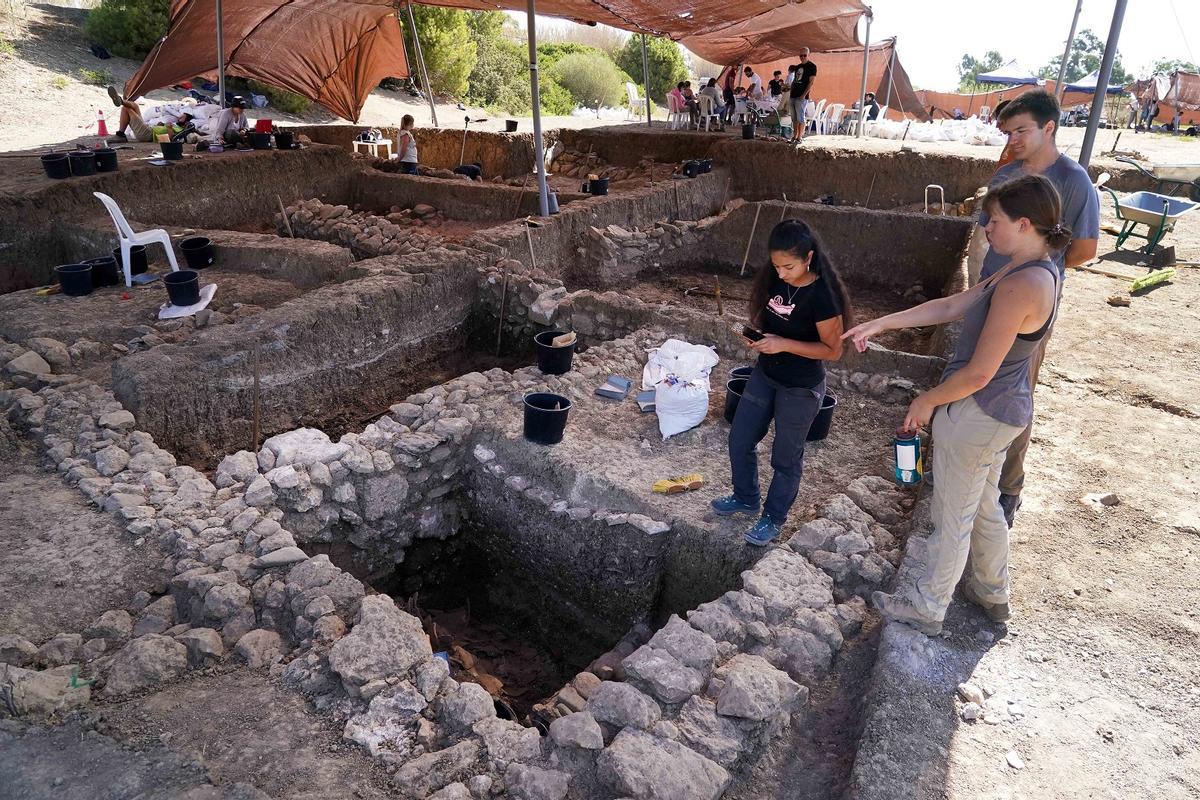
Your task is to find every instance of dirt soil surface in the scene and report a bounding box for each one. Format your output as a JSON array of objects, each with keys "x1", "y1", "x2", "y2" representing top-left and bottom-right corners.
[{"x1": 0, "y1": 419, "x2": 168, "y2": 643}]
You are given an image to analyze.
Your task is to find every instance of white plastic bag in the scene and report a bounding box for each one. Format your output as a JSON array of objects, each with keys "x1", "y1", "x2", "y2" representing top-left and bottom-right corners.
[{"x1": 643, "y1": 339, "x2": 719, "y2": 439}]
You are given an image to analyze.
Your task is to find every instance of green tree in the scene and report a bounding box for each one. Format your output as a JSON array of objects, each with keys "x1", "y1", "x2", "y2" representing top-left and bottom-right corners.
[
  {"x1": 1038, "y1": 29, "x2": 1131, "y2": 86},
  {"x1": 957, "y1": 50, "x2": 1004, "y2": 91},
  {"x1": 1148, "y1": 59, "x2": 1198, "y2": 76},
  {"x1": 84, "y1": 0, "x2": 169, "y2": 60},
  {"x1": 537, "y1": 42, "x2": 600, "y2": 70},
  {"x1": 551, "y1": 51, "x2": 627, "y2": 113},
  {"x1": 465, "y1": 12, "x2": 529, "y2": 113},
  {"x1": 616, "y1": 35, "x2": 686, "y2": 103},
  {"x1": 405, "y1": 6, "x2": 475, "y2": 99}
]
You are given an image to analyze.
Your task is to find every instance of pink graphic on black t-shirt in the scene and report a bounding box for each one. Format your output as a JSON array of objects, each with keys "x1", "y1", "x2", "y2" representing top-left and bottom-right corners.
[{"x1": 767, "y1": 294, "x2": 794, "y2": 319}]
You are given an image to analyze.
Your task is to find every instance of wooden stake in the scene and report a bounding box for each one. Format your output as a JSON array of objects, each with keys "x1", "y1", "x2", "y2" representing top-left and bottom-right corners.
[
  {"x1": 1067, "y1": 261, "x2": 1139, "y2": 281},
  {"x1": 721, "y1": 175, "x2": 731, "y2": 210},
  {"x1": 865, "y1": 173, "x2": 877, "y2": 208},
  {"x1": 495, "y1": 265, "x2": 509, "y2": 356},
  {"x1": 251, "y1": 344, "x2": 261, "y2": 453},
  {"x1": 276, "y1": 195, "x2": 294, "y2": 238},
  {"x1": 714, "y1": 275, "x2": 724, "y2": 316},
  {"x1": 524, "y1": 218, "x2": 538, "y2": 272},
  {"x1": 740, "y1": 205, "x2": 762, "y2": 276},
  {"x1": 779, "y1": 193, "x2": 789, "y2": 221},
  {"x1": 511, "y1": 172, "x2": 530, "y2": 217}
]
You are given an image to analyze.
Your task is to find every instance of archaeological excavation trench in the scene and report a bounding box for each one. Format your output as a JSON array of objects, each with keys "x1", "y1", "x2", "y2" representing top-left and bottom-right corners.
[{"x1": 1, "y1": 125, "x2": 990, "y2": 799}]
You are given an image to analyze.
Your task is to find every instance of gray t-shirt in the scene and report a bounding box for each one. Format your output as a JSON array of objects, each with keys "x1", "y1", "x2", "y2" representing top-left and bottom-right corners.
[{"x1": 979, "y1": 153, "x2": 1100, "y2": 279}]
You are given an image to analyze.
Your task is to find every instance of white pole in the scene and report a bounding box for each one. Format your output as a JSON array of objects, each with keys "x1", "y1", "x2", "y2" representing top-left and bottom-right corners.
[
  {"x1": 526, "y1": 0, "x2": 549, "y2": 216},
  {"x1": 1079, "y1": 0, "x2": 1127, "y2": 168},
  {"x1": 641, "y1": 33, "x2": 652, "y2": 127},
  {"x1": 405, "y1": 1, "x2": 439, "y2": 128},
  {"x1": 1055, "y1": 0, "x2": 1084, "y2": 101},
  {"x1": 884, "y1": 36, "x2": 896, "y2": 108},
  {"x1": 216, "y1": 0, "x2": 226, "y2": 107},
  {"x1": 856, "y1": 10, "x2": 873, "y2": 137}
]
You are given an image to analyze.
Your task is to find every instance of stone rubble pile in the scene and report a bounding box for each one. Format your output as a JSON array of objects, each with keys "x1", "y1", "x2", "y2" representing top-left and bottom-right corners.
[
  {"x1": 278, "y1": 199, "x2": 464, "y2": 260},
  {"x1": 547, "y1": 149, "x2": 661, "y2": 183},
  {"x1": 585, "y1": 221, "x2": 703, "y2": 276}
]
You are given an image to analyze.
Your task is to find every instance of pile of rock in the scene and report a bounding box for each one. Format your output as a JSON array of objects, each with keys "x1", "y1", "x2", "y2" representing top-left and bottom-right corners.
[
  {"x1": 548, "y1": 150, "x2": 662, "y2": 183},
  {"x1": 826, "y1": 365, "x2": 921, "y2": 405},
  {"x1": 372, "y1": 157, "x2": 473, "y2": 182},
  {"x1": 585, "y1": 221, "x2": 703, "y2": 278},
  {"x1": 278, "y1": 199, "x2": 463, "y2": 260}
]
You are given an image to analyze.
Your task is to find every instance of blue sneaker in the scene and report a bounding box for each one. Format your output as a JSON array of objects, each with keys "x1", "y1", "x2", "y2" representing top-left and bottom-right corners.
[
  {"x1": 744, "y1": 517, "x2": 781, "y2": 546},
  {"x1": 711, "y1": 494, "x2": 760, "y2": 516}
]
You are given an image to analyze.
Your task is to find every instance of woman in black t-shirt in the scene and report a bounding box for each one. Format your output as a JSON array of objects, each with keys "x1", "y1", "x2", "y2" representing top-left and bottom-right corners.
[{"x1": 712, "y1": 220, "x2": 852, "y2": 545}]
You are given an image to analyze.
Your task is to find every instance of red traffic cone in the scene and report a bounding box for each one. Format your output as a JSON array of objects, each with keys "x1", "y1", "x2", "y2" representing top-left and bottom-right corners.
[{"x1": 97, "y1": 109, "x2": 110, "y2": 137}]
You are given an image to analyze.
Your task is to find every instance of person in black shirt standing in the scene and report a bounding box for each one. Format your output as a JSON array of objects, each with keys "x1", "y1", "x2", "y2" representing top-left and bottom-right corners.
[
  {"x1": 787, "y1": 48, "x2": 817, "y2": 142},
  {"x1": 712, "y1": 220, "x2": 852, "y2": 545}
]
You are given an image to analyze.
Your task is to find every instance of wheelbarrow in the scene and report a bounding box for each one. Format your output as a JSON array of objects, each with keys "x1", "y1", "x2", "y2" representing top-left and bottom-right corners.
[
  {"x1": 1115, "y1": 156, "x2": 1200, "y2": 200},
  {"x1": 1101, "y1": 187, "x2": 1199, "y2": 253}
]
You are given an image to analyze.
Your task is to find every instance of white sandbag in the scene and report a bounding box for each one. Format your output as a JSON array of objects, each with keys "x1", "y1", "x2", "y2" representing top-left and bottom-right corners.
[
  {"x1": 642, "y1": 338, "x2": 719, "y2": 390},
  {"x1": 655, "y1": 381, "x2": 710, "y2": 439}
]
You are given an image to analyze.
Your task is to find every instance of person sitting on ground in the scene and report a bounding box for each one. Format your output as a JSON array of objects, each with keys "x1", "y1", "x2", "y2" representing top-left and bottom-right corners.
[
  {"x1": 106, "y1": 86, "x2": 197, "y2": 143},
  {"x1": 768, "y1": 71, "x2": 784, "y2": 97},
  {"x1": 953, "y1": 106, "x2": 965, "y2": 120},
  {"x1": 453, "y1": 161, "x2": 483, "y2": 181},
  {"x1": 211, "y1": 96, "x2": 252, "y2": 146},
  {"x1": 397, "y1": 114, "x2": 419, "y2": 175},
  {"x1": 699, "y1": 78, "x2": 725, "y2": 123},
  {"x1": 863, "y1": 92, "x2": 880, "y2": 121},
  {"x1": 711, "y1": 219, "x2": 851, "y2": 546},
  {"x1": 846, "y1": 174, "x2": 1067, "y2": 636},
  {"x1": 744, "y1": 66, "x2": 763, "y2": 100}
]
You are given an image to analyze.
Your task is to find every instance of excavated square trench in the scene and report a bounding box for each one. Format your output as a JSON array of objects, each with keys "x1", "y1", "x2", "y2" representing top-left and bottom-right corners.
[{"x1": 0, "y1": 134, "x2": 979, "y2": 798}]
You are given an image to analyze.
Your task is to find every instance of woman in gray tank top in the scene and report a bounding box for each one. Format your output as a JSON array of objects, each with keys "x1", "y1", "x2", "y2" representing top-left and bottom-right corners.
[{"x1": 842, "y1": 175, "x2": 1068, "y2": 635}]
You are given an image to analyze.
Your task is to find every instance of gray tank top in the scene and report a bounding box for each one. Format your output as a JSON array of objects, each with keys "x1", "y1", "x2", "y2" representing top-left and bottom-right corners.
[{"x1": 942, "y1": 259, "x2": 1059, "y2": 427}]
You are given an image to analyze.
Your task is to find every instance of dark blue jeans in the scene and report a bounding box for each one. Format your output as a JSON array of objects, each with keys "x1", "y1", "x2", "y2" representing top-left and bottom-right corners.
[
  {"x1": 399, "y1": 161, "x2": 418, "y2": 175},
  {"x1": 728, "y1": 366, "x2": 825, "y2": 525}
]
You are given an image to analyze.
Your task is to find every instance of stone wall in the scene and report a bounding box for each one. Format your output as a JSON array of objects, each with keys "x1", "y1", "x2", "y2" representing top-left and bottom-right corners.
[
  {"x1": 111, "y1": 253, "x2": 483, "y2": 464},
  {"x1": 350, "y1": 171, "x2": 588, "y2": 222}
]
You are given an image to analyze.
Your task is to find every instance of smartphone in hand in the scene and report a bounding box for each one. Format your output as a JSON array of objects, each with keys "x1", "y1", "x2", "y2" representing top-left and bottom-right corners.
[{"x1": 742, "y1": 326, "x2": 766, "y2": 342}]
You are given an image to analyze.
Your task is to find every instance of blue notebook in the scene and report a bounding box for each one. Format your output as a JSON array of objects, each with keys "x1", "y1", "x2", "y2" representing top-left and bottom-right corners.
[{"x1": 595, "y1": 375, "x2": 633, "y2": 400}]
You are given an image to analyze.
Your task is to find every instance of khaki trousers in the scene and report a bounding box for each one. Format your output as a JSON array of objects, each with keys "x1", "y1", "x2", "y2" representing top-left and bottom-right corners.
[
  {"x1": 997, "y1": 327, "x2": 1051, "y2": 496},
  {"x1": 911, "y1": 396, "x2": 1023, "y2": 622}
]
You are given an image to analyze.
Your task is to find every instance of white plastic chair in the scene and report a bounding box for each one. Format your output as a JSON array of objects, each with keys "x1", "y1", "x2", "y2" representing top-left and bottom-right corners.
[
  {"x1": 93, "y1": 192, "x2": 179, "y2": 287},
  {"x1": 821, "y1": 103, "x2": 846, "y2": 135},
  {"x1": 804, "y1": 99, "x2": 826, "y2": 133},
  {"x1": 667, "y1": 95, "x2": 689, "y2": 130},
  {"x1": 625, "y1": 81, "x2": 640, "y2": 120},
  {"x1": 698, "y1": 95, "x2": 721, "y2": 131},
  {"x1": 863, "y1": 104, "x2": 888, "y2": 136}
]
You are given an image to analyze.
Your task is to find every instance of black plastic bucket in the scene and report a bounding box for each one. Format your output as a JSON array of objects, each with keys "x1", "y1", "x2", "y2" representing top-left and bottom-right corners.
[
  {"x1": 250, "y1": 132, "x2": 273, "y2": 150},
  {"x1": 68, "y1": 150, "x2": 96, "y2": 176},
  {"x1": 161, "y1": 141, "x2": 184, "y2": 161},
  {"x1": 523, "y1": 392, "x2": 572, "y2": 445},
  {"x1": 84, "y1": 256, "x2": 120, "y2": 287},
  {"x1": 505, "y1": 120, "x2": 519, "y2": 132},
  {"x1": 94, "y1": 148, "x2": 119, "y2": 172},
  {"x1": 724, "y1": 377, "x2": 747, "y2": 423},
  {"x1": 180, "y1": 236, "x2": 214, "y2": 269},
  {"x1": 699, "y1": 158, "x2": 713, "y2": 173},
  {"x1": 682, "y1": 160, "x2": 701, "y2": 178},
  {"x1": 56, "y1": 263, "x2": 93, "y2": 296},
  {"x1": 164, "y1": 269, "x2": 200, "y2": 307},
  {"x1": 533, "y1": 330, "x2": 575, "y2": 375},
  {"x1": 806, "y1": 392, "x2": 838, "y2": 441},
  {"x1": 730, "y1": 365, "x2": 754, "y2": 381},
  {"x1": 273, "y1": 131, "x2": 294, "y2": 150},
  {"x1": 41, "y1": 153, "x2": 70, "y2": 179},
  {"x1": 114, "y1": 244, "x2": 148, "y2": 275},
  {"x1": 742, "y1": 123, "x2": 755, "y2": 140},
  {"x1": 589, "y1": 177, "x2": 609, "y2": 196}
]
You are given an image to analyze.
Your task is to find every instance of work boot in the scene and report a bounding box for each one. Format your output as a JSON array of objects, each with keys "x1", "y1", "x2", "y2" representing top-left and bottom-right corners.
[
  {"x1": 711, "y1": 494, "x2": 760, "y2": 516},
  {"x1": 106, "y1": 85, "x2": 123, "y2": 107},
  {"x1": 871, "y1": 591, "x2": 943, "y2": 636},
  {"x1": 744, "y1": 517, "x2": 780, "y2": 547},
  {"x1": 999, "y1": 493, "x2": 1022, "y2": 528},
  {"x1": 962, "y1": 581, "x2": 1011, "y2": 623}
]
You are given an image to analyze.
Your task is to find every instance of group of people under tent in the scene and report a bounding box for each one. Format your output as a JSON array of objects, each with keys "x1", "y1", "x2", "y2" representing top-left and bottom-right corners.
[
  {"x1": 703, "y1": 89, "x2": 1098, "y2": 638},
  {"x1": 106, "y1": 85, "x2": 259, "y2": 147},
  {"x1": 668, "y1": 48, "x2": 881, "y2": 143}
]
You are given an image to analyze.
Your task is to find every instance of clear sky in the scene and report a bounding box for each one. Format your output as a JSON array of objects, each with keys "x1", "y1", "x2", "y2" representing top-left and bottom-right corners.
[{"x1": 863, "y1": 0, "x2": 1199, "y2": 90}]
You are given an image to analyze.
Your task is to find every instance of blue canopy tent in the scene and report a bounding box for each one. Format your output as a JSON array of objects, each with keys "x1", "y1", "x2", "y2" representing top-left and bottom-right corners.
[
  {"x1": 1065, "y1": 69, "x2": 1124, "y2": 95},
  {"x1": 977, "y1": 59, "x2": 1043, "y2": 86}
]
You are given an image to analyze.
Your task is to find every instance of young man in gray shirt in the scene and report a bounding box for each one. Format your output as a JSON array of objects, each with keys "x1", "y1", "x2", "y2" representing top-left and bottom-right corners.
[{"x1": 977, "y1": 90, "x2": 1100, "y2": 527}]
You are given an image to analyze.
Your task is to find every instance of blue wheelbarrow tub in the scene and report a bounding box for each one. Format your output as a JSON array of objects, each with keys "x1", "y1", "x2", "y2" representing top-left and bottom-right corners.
[{"x1": 1117, "y1": 191, "x2": 1198, "y2": 227}]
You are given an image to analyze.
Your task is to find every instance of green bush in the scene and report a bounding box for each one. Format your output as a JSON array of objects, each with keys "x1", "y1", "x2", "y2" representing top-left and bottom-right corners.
[
  {"x1": 84, "y1": 0, "x2": 169, "y2": 60},
  {"x1": 405, "y1": 6, "x2": 476, "y2": 99},
  {"x1": 615, "y1": 35, "x2": 686, "y2": 103},
  {"x1": 0, "y1": 37, "x2": 16, "y2": 58},
  {"x1": 538, "y1": 75, "x2": 576, "y2": 115},
  {"x1": 550, "y1": 51, "x2": 627, "y2": 112},
  {"x1": 50, "y1": 76, "x2": 68, "y2": 90},
  {"x1": 537, "y1": 42, "x2": 601, "y2": 71},
  {"x1": 464, "y1": 12, "x2": 529, "y2": 114},
  {"x1": 79, "y1": 68, "x2": 113, "y2": 86}
]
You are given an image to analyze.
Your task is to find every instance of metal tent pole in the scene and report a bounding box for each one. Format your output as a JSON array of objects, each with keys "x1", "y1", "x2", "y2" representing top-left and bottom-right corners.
[
  {"x1": 216, "y1": 0, "x2": 226, "y2": 107},
  {"x1": 883, "y1": 36, "x2": 896, "y2": 108},
  {"x1": 526, "y1": 0, "x2": 549, "y2": 216},
  {"x1": 1055, "y1": 0, "x2": 1084, "y2": 101},
  {"x1": 856, "y1": 9, "x2": 872, "y2": 136},
  {"x1": 405, "y1": 1, "x2": 439, "y2": 128},
  {"x1": 641, "y1": 33, "x2": 652, "y2": 127},
  {"x1": 1079, "y1": 0, "x2": 1126, "y2": 168}
]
